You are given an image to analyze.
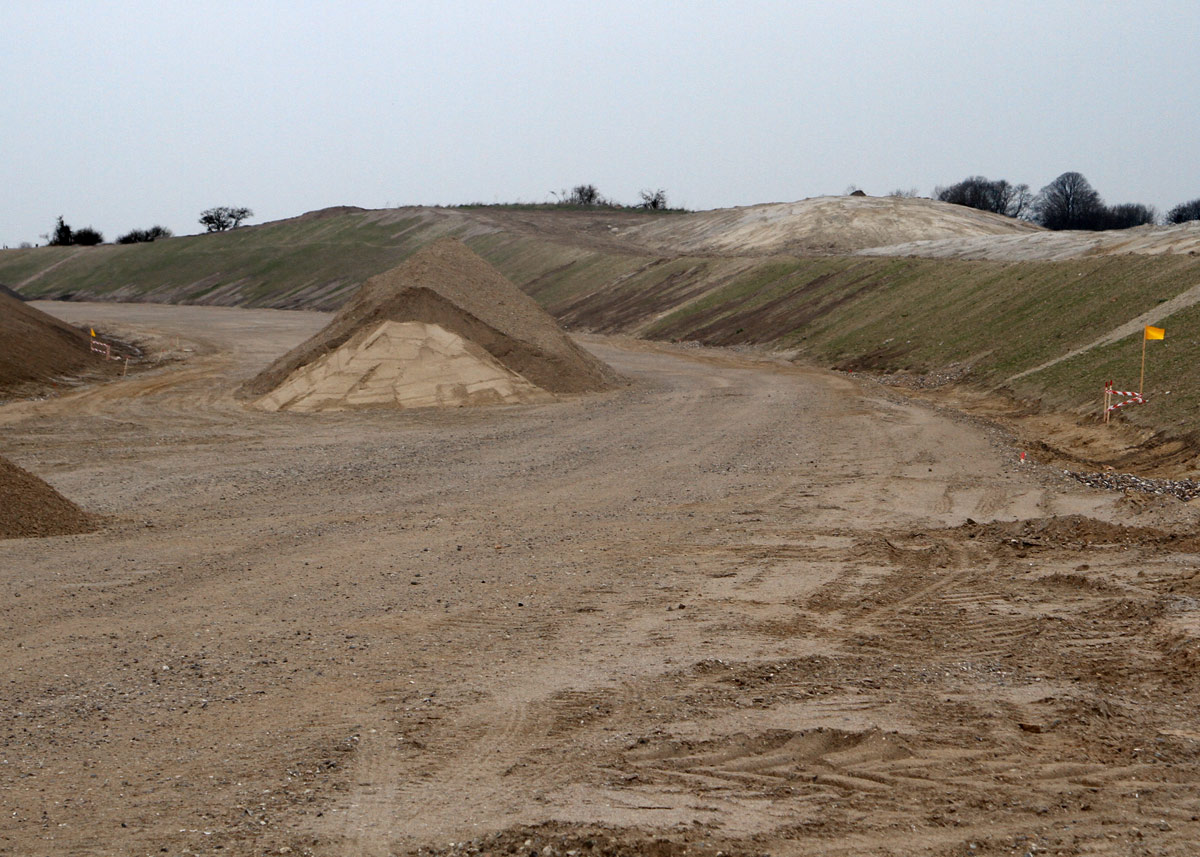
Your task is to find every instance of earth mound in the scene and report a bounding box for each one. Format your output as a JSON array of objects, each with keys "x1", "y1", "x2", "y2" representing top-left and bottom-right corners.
[
  {"x1": 0, "y1": 455, "x2": 97, "y2": 539},
  {"x1": 0, "y1": 292, "x2": 109, "y2": 397},
  {"x1": 619, "y1": 195, "x2": 1042, "y2": 256},
  {"x1": 240, "y1": 238, "x2": 619, "y2": 411}
]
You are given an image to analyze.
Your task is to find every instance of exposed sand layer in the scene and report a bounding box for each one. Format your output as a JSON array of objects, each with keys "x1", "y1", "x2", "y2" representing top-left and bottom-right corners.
[
  {"x1": 0, "y1": 454, "x2": 96, "y2": 539},
  {"x1": 255, "y1": 320, "x2": 552, "y2": 412},
  {"x1": 241, "y1": 237, "x2": 619, "y2": 404},
  {"x1": 858, "y1": 218, "x2": 1200, "y2": 260},
  {"x1": 618, "y1": 195, "x2": 1042, "y2": 256}
]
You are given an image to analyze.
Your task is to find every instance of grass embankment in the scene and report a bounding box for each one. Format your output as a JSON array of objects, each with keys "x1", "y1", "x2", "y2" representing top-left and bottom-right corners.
[
  {"x1": 630, "y1": 254, "x2": 1200, "y2": 436},
  {"x1": 0, "y1": 210, "x2": 458, "y2": 310},
  {"x1": 4, "y1": 208, "x2": 1199, "y2": 437}
]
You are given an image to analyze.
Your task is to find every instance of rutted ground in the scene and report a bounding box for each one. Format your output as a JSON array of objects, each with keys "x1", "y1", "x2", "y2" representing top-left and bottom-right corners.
[{"x1": 2, "y1": 303, "x2": 1200, "y2": 857}]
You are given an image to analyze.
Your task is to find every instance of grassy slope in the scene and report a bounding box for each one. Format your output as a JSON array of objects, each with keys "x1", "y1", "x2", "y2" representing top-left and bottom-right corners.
[
  {"x1": 3, "y1": 208, "x2": 1199, "y2": 437},
  {"x1": 631, "y1": 254, "x2": 1200, "y2": 434},
  {"x1": 1, "y1": 210, "x2": 464, "y2": 310}
]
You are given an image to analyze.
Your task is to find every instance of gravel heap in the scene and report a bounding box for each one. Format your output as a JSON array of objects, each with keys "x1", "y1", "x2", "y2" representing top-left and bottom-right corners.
[
  {"x1": 1066, "y1": 469, "x2": 1200, "y2": 502},
  {"x1": 0, "y1": 455, "x2": 98, "y2": 539}
]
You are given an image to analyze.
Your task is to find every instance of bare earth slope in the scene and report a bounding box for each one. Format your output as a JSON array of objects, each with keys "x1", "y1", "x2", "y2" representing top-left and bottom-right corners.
[
  {"x1": 858, "y1": 218, "x2": 1200, "y2": 260},
  {"x1": 5, "y1": 302, "x2": 1200, "y2": 856},
  {"x1": 240, "y1": 237, "x2": 620, "y2": 401},
  {"x1": 619, "y1": 195, "x2": 1043, "y2": 256}
]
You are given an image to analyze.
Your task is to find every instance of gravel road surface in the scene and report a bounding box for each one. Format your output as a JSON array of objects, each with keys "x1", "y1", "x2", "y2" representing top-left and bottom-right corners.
[{"x1": 3, "y1": 303, "x2": 1199, "y2": 857}]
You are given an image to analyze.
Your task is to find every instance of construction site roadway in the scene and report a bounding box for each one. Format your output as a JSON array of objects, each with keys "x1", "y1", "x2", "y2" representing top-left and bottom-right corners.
[{"x1": 4, "y1": 302, "x2": 1200, "y2": 857}]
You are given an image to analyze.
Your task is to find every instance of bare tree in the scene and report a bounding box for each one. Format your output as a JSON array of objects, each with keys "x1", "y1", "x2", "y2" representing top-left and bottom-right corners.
[
  {"x1": 1167, "y1": 198, "x2": 1200, "y2": 224},
  {"x1": 935, "y1": 176, "x2": 1031, "y2": 218},
  {"x1": 639, "y1": 188, "x2": 668, "y2": 210},
  {"x1": 569, "y1": 184, "x2": 600, "y2": 206},
  {"x1": 199, "y1": 206, "x2": 253, "y2": 232},
  {"x1": 1033, "y1": 172, "x2": 1106, "y2": 230},
  {"x1": 1007, "y1": 184, "x2": 1034, "y2": 220},
  {"x1": 1105, "y1": 203, "x2": 1157, "y2": 229}
]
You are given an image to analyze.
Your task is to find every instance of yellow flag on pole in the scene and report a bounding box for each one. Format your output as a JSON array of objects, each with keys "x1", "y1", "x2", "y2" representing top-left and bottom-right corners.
[
  {"x1": 90, "y1": 328, "x2": 96, "y2": 337},
  {"x1": 1145, "y1": 325, "x2": 1165, "y2": 340}
]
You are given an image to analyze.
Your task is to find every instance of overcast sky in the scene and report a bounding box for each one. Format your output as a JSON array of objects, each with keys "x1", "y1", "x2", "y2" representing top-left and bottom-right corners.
[{"x1": 2, "y1": 1, "x2": 1197, "y2": 246}]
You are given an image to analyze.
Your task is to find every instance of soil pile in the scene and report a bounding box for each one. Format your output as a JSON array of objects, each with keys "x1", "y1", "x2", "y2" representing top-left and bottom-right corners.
[
  {"x1": 0, "y1": 291, "x2": 107, "y2": 396},
  {"x1": 0, "y1": 455, "x2": 97, "y2": 539},
  {"x1": 619, "y1": 195, "x2": 1042, "y2": 256},
  {"x1": 958, "y1": 514, "x2": 1192, "y2": 551},
  {"x1": 240, "y1": 238, "x2": 619, "y2": 412}
]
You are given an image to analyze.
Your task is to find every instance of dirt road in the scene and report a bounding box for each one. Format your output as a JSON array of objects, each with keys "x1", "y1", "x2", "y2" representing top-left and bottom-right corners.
[{"x1": 3, "y1": 303, "x2": 1200, "y2": 856}]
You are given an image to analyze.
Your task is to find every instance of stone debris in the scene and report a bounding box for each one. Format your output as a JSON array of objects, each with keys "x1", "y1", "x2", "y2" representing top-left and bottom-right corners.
[
  {"x1": 1065, "y1": 469, "x2": 1200, "y2": 502},
  {"x1": 873, "y1": 363, "x2": 972, "y2": 390}
]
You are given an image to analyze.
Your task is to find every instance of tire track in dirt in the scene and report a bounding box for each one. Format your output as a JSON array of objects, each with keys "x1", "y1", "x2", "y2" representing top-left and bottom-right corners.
[{"x1": 15, "y1": 303, "x2": 1200, "y2": 856}]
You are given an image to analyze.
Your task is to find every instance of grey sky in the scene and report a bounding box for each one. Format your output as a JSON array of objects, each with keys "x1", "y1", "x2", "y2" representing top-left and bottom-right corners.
[{"x1": 2, "y1": 0, "x2": 1197, "y2": 247}]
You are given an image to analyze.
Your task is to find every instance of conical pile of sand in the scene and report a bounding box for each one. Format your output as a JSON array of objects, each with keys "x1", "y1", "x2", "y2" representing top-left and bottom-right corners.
[
  {"x1": 0, "y1": 455, "x2": 97, "y2": 539},
  {"x1": 240, "y1": 238, "x2": 619, "y2": 412},
  {"x1": 0, "y1": 291, "x2": 109, "y2": 397}
]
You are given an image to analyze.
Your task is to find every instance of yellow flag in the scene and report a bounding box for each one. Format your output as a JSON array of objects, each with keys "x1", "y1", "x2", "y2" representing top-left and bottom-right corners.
[
  {"x1": 1145, "y1": 325, "x2": 1165, "y2": 340},
  {"x1": 90, "y1": 328, "x2": 96, "y2": 337}
]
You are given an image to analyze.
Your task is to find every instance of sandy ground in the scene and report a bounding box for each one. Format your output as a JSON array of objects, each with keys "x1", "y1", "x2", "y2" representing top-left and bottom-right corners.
[
  {"x1": 616, "y1": 196, "x2": 1041, "y2": 257},
  {"x1": 857, "y1": 219, "x2": 1200, "y2": 261},
  {"x1": 4, "y1": 303, "x2": 1200, "y2": 857}
]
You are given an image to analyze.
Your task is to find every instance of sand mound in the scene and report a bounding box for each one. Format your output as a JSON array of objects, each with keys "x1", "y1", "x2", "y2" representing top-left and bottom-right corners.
[
  {"x1": 256, "y1": 320, "x2": 554, "y2": 412},
  {"x1": 241, "y1": 238, "x2": 619, "y2": 410},
  {"x1": 619, "y1": 195, "x2": 1042, "y2": 256},
  {"x1": 0, "y1": 455, "x2": 97, "y2": 539},
  {"x1": 0, "y1": 292, "x2": 109, "y2": 397}
]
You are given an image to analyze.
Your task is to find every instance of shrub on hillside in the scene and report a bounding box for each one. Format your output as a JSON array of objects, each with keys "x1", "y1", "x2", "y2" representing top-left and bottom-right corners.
[
  {"x1": 47, "y1": 216, "x2": 73, "y2": 246},
  {"x1": 117, "y1": 225, "x2": 173, "y2": 244},
  {"x1": 639, "y1": 188, "x2": 668, "y2": 209},
  {"x1": 71, "y1": 227, "x2": 104, "y2": 246}
]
